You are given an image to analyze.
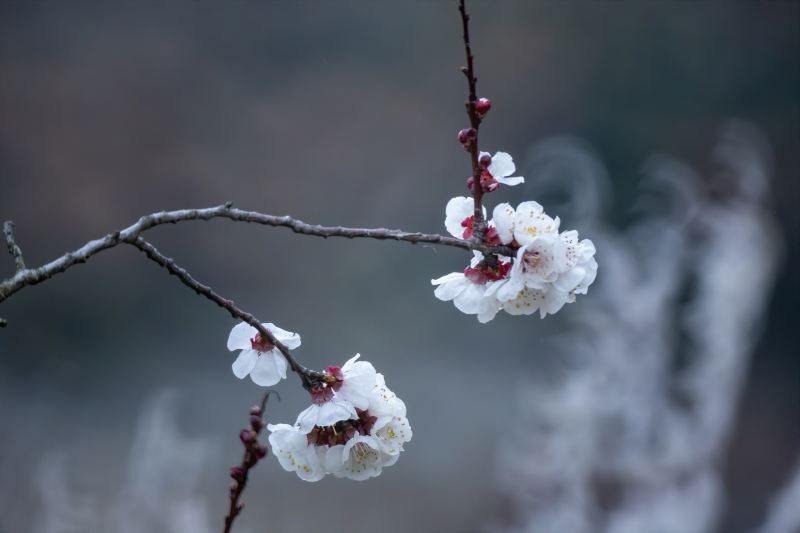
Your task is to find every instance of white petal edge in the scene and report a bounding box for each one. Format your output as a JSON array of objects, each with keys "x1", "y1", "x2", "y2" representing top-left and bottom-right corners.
[
  {"x1": 227, "y1": 322, "x2": 257, "y2": 351},
  {"x1": 264, "y1": 322, "x2": 301, "y2": 350}
]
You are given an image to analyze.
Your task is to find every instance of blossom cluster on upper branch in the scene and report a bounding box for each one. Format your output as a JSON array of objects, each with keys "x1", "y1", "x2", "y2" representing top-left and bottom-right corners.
[{"x1": 432, "y1": 150, "x2": 597, "y2": 322}]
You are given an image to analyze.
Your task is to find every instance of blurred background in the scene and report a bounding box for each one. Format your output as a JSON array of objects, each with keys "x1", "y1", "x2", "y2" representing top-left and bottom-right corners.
[{"x1": 0, "y1": 1, "x2": 797, "y2": 532}]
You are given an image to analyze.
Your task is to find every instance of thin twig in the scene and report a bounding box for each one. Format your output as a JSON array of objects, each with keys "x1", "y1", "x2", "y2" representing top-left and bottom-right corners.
[
  {"x1": 3, "y1": 221, "x2": 26, "y2": 272},
  {"x1": 223, "y1": 390, "x2": 278, "y2": 533},
  {"x1": 459, "y1": 0, "x2": 486, "y2": 240},
  {"x1": 0, "y1": 204, "x2": 514, "y2": 304},
  {"x1": 128, "y1": 237, "x2": 323, "y2": 390}
]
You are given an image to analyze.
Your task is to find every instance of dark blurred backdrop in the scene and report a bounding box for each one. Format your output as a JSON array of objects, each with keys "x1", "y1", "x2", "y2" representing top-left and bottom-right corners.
[{"x1": 0, "y1": 1, "x2": 797, "y2": 532}]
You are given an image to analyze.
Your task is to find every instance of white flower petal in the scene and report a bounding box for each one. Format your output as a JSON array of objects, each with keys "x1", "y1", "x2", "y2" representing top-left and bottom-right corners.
[
  {"x1": 295, "y1": 405, "x2": 319, "y2": 434},
  {"x1": 249, "y1": 353, "x2": 283, "y2": 386},
  {"x1": 432, "y1": 273, "x2": 469, "y2": 302},
  {"x1": 341, "y1": 435, "x2": 384, "y2": 481},
  {"x1": 323, "y1": 444, "x2": 346, "y2": 475},
  {"x1": 339, "y1": 355, "x2": 378, "y2": 410},
  {"x1": 231, "y1": 349, "x2": 258, "y2": 379},
  {"x1": 265, "y1": 322, "x2": 302, "y2": 350},
  {"x1": 444, "y1": 196, "x2": 475, "y2": 238},
  {"x1": 513, "y1": 201, "x2": 560, "y2": 245},
  {"x1": 552, "y1": 265, "x2": 586, "y2": 294},
  {"x1": 503, "y1": 288, "x2": 544, "y2": 316},
  {"x1": 578, "y1": 238, "x2": 596, "y2": 262},
  {"x1": 227, "y1": 322, "x2": 257, "y2": 351},
  {"x1": 540, "y1": 290, "x2": 569, "y2": 318},
  {"x1": 296, "y1": 400, "x2": 357, "y2": 434},
  {"x1": 492, "y1": 203, "x2": 516, "y2": 244},
  {"x1": 268, "y1": 425, "x2": 325, "y2": 482},
  {"x1": 574, "y1": 257, "x2": 598, "y2": 294},
  {"x1": 494, "y1": 175, "x2": 525, "y2": 186},
  {"x1": 477, "y1": 302, "x2": 501, "y2": 323},
  {"x1": 431, "y1": 271, "x2": 464, "y2": 286},
  {"x1": 375, "y1": 415, "x2": 412, "y2": 456},
  {"x1": 552, "y1": 230, "x2": 580, "y2": 273},
  {"x1": 488, "y1": 151, "x2": 516, "y2": 178},
  {"x1": 453, "y1": 282, "x2": 486, "y2": 314},
  {"x1": 318, "y1": 400, "x2": 357, "y2": 426}
]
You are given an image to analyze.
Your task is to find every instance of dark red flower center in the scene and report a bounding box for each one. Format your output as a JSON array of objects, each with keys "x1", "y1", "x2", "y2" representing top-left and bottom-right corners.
[
  {"x1": 461, "y1": 216, "x2": 475, "y2": 239},
  {"x1": 306, "y1": 408, "x2": 378, "y2": 447},
  {"x1": 250, "y1": 331, "x2": 275, "y2": 352},
  {"x1": 464, "y1": 260, "x2": 511, "y2": 285},
  {"x1": 310, "y1": 366, "x2": 345, "y2": 404},
  {"x1": 484, "y1": 226, "x2": 501, "y2": 246}
]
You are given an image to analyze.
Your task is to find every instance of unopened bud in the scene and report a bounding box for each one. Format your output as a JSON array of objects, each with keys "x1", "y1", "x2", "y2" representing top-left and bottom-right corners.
[
  {"x1": 479, "y1": 153, "x2": 492, "y2": 168},
  {"x1": 230, "y1": 466, "x2": 245, "y2": 482},
  {"x1": 239, "y1": 429, "x2": 255, "y2": 444},
  {"x1": 457, "y1": 127, "x2": 477, "y2": 147},
  {"x1": 475, "y1": 97, "x2": 492, "y2": 118},
  {"x1": 255, "y1": 444, "x2": 268, "y2": 459},
  {"x1": 250, "y1": 415, "x2": 264, "y2": 431}
]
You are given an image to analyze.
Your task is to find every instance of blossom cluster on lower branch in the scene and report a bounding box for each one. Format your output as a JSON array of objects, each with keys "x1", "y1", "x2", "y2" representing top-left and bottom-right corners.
[
  {"x1": 433, "y1": 152, "x2": 598, "y2": 322},
  {"x1": 268, "y1": 356, "x2": 411, "y2": 481},
  {"x1": 227, "y1": 325, "x2": 411, "y2": 481}
]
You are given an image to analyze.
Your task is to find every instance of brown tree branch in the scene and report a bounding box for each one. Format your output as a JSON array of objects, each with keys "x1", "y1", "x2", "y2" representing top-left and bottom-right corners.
[
  {"x1": 0, "y1": 204, "x2": 514, "y2": 305},
  {"x1": 223, "y1": 391, "x2": 277, "y2": 533},
  {"x1": 459, "y1": 0, "x2": 486, "y2": 240},
  {"x1": 127, "y1": 236, "x2": 323, "y2": 390}
]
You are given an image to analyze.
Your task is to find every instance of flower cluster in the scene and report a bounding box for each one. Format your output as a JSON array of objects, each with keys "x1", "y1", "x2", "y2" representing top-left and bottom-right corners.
[
  {"x1": 267, "y1": 355, "x2": 411, "y2": 481},
  {"x1": 432, "y1": 152, "x2": 597, "y2": 322}
]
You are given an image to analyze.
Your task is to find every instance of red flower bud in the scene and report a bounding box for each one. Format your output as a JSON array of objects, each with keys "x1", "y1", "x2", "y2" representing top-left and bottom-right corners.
[
  {"x1": 239, "y1": 429, "x2": 255, "y2": 444},
  {"x1": 230, "y1": 466, "x2": 245, "y2": 482},
  {"x1": 457, "y1": 128, "x2": 477, "y2": 148},
  {"x1": 475, "y1": 97, "x2": 492, "y2": 118},
  {"x1": 250, "y1": 415, "x2": 264, "y2": 431}
]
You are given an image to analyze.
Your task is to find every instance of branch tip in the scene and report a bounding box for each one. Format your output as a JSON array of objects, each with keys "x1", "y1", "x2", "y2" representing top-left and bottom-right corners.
[{"x1": 3, "y1": 221, "x2": 26, "y2": 272}]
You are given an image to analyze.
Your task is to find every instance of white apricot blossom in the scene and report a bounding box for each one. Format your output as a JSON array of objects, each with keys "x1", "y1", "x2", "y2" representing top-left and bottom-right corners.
[
  {"x1": 433, "y1": 199, "x2": 598, "y2": 321},
  {"x1": 266, "y1": 423, "x2": 325, "y2": 482},
  {"x1": 369, "y1": 373, "x2": 412, "y2": 456},
  {"x1": 512, "y1": 201, "x2": 561, "y2": 245},
  {"x1": 324, "y1": 435, "x2": 396, "y2": 481},
  {"x1": 296, "y1": 354, "x2": 377, "y2": 433},
  {"x1": 226, "y1": 322, "x2": 301, "y2": 386},
  {"x1": 445, "y1": 196, "x2": 485, "y2": 239},
  {"x1": 431, "y1": 252, "x2": 509, "y2": 323},
  {"x1": 497, "y1": 226, "x2": 598, "y2": 318},
  {"x1": 480, "y1": 151, "x2": 525, "y2": 186}
]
